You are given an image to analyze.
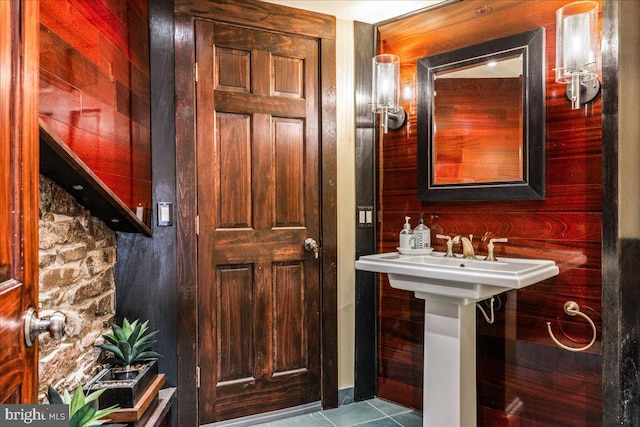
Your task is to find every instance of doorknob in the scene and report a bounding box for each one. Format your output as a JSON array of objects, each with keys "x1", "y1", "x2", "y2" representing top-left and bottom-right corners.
[
  {"x1": 24, "y1": 307, "x2": 66, "y2": 347},
  {"x1": 304, "y1": 238, "x2": 319, "y2": 259}
]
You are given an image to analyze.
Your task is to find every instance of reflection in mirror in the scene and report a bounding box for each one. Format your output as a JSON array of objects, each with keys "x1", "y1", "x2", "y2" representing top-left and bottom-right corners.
[
  {"x1": 0, "y1": 264, "x2": 9, "y2": 283},
  {"x1": 433, "y1": 54, "x2": 523, "y2": 185},
  {"x1": 417, "y1": 28, "x2": 545, "y2": 201}
]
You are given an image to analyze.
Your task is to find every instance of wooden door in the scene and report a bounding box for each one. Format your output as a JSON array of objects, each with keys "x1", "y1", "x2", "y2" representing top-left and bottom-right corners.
[
  {"x1": 0, "y1": 0, "x2": 39, "y2": 404},
  {"x1": 195, "y1": 20, "x2": 321, "y2": 423}
]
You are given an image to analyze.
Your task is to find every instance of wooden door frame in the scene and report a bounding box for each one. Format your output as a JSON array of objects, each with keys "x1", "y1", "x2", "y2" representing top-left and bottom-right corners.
[
  {"x1": 0, "y1": 0, "x2": 39, "y2": 403},
  {"x1": 174, "y1": 1, "x2": 337, "y2": 425}
]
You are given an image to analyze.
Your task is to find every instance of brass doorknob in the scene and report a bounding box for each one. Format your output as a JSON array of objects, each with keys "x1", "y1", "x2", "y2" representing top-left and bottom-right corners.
[{"x1": 24, "y1": 307, "x2": 66, "y2": 347}]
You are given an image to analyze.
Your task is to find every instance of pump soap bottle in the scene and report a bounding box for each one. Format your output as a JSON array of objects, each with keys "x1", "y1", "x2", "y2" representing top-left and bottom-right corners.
[
  {"x1": 414, "y1": 213, "x2": 431, "y2": 249},
  {"x1": 399, "y1": 216, "x2": 414, "y2": 251}
]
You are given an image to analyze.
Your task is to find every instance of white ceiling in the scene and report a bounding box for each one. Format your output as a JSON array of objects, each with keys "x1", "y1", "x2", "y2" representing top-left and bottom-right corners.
[{"x1": 260, "y1": 0, "x2": 446, "y2": 24}]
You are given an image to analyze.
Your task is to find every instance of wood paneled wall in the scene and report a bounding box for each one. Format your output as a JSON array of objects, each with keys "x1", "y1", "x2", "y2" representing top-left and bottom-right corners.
[
  {"x1": 376, "y1": 1, "x2": 602, "y2": 424},
  {"x1": 39, "y1": 0, "x2": 151, "y2": 212}
]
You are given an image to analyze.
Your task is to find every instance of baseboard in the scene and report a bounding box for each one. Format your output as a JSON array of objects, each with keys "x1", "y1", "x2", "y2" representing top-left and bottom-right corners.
[
  {"x1": 339, "y1": 386, "x2": 354, "y2": 406},
  {"x1": 201, "y1": 401, "x2": 322, "y2": 427}
]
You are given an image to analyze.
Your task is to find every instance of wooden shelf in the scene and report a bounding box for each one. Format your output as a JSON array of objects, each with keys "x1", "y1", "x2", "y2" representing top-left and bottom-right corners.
[
  {"x1": 134, "y1": 387, "x2": 176, "y2": 427},
  {"x1": 39, "y1": 119, "x2": 152, "y2": 236}
]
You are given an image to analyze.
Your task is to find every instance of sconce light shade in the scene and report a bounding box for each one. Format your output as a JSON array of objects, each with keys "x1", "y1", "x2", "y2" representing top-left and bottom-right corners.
[
  {"x1": 372, "y1": 54, "x2": 406, "y2": 133},
  {"x1": 555, "y1": 1, "x2": 600, "y2": 109}
]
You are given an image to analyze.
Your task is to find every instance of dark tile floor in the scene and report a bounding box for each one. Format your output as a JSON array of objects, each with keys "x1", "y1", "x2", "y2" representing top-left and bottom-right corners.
[{"x1": 252, "y1": 399, "x2": 422, "y2": 427}]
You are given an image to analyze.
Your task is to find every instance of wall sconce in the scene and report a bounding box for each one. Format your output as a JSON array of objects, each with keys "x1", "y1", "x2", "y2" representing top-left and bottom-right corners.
[
  {"x1": 372, "y1": 54, "x2": 406, "y2": 133},
  {"x1": 555, "y1": 1, "x2": 600, "y2": 110}
]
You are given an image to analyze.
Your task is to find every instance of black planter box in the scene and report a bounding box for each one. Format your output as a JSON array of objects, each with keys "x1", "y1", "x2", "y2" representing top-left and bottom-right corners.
[{"x1": 84, "y1": 359, "x2": 158, "y2": 409}]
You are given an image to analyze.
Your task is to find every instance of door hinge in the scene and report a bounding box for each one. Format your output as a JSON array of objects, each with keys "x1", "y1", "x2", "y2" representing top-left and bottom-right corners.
[
  {"x1": 196, "y1": 366, "x2": 201, "y2": 388},
  {"x1": 195, "y1": 215, "x2": 200, "y2": 235},
  {"x1": 194, "y1": 62, "x2": 198, "y2": 83}
]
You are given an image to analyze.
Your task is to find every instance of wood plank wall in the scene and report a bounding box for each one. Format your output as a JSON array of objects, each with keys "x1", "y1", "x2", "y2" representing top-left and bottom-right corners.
[
  {"x1": 39, "y1": 0, "x2": 151, "y2": 213},
  {"x1": 376, "y1": 1, "x2": 602, "y2": 424}
]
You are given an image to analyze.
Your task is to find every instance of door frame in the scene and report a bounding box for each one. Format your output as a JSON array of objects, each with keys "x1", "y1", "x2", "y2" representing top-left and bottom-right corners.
[
  {"x1": 0, "y1": 0, "x2": 39, "y2": 404},
  {"x1": 174, "y1": 1, "x2": 337, "y2": 426}
]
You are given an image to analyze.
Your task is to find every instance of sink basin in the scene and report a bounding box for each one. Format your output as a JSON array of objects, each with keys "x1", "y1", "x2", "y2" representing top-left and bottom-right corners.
[
  {"x1": 355, "y1": 251, "x2": 558, "y2": 426},
  {"x1": 355, "y1": 251, "x2": 559, "y2": 304}
]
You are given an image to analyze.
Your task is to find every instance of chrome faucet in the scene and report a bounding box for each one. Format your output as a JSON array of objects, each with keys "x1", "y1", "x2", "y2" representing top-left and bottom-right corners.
[{"x1": 453, "y1": 234, "x2": 475, "y2": 259}]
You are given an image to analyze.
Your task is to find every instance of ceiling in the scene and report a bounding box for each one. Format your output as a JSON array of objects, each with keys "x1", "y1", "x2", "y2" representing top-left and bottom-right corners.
[{"x1": 260, "y1": 0, "x2": 446, "y2": 24}]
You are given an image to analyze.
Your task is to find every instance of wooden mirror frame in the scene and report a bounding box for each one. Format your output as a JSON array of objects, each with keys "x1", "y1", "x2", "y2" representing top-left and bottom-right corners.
[{"x1": 417, "y1": 28, "x2": 545, "y2": 201}]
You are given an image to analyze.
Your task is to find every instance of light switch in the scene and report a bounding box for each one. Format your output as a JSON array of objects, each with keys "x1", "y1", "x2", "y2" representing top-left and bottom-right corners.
[
  {"x1": 157, "y1": 202, "x2": 173, "y2": 226},
  {"x1": 356, "y1": 206, "x2": 374, "y2": 228}
]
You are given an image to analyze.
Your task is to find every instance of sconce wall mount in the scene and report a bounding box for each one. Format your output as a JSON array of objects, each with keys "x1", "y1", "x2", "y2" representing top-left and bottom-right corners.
[
  {"x1": 384, "y1": 107, "x2": 406, "y2": 131},
  {"x1": 565, "y1": 75, "x2": 600, "y2": 107}
]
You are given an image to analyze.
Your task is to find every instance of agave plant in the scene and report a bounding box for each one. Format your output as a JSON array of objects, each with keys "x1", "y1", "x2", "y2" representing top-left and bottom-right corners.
[
  {"x1": 97, "y1": 318, "x2": 161, "y2": 371},
  {"x1": 47, "y1": 385, "x2": 122, "y2": 427}
]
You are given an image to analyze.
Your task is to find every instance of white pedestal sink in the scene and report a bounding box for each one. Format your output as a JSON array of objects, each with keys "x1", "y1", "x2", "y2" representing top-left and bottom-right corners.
[{"x1": 355, "y1": 251, "x2": 559, "y2": 427}]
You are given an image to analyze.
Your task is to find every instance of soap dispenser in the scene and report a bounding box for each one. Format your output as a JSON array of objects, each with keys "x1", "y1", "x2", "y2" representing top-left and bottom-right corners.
[
  {"x1": 399, "y1": 216, "x2": 414, "y2": 250},
  {"x1": 414, "y1": 213, "x2": 431, "y2": 249}
]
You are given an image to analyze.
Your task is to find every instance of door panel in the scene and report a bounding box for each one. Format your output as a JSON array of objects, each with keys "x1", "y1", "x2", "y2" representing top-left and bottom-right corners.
[
  {"x1": 272, "y1": 262, "x2": 306, "y2": 374},
  {"x1": 216, "y1": 113, "x2": 252, "y2": 227},
  {"x1": 274, "y1": 118, "x2": 305, "y2": 226},
  {"x1": 196, "y1": 20, "x2": 321, "y2": 423},
  {"x1": 217, "y1": 264, "x2": 255, "y2": 383},
  {"x1": 0, "y1": 285, "x2": 27, "y2": 404},
  {"x1": 0, "y1": 0, "x2": 39, "y2": 405}
]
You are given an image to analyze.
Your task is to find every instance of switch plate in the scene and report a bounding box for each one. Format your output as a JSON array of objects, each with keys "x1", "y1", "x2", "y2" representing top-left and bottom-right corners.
[
  {"x1": 357, "y1": 206, "x2": 374, "y2": 228},
  {"x1": 157, "y1": 202, "x2": 173, "y2": 226}
]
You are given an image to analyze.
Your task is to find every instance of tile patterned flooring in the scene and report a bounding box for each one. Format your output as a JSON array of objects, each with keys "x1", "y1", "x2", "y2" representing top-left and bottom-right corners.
[{"x1": 252, "y1": 399, "x2": 422, "y2": 427}]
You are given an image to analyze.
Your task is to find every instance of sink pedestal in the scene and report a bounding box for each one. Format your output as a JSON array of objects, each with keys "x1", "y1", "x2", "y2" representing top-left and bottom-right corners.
[
  {"x1": 421, "y1": 296, "x2": 476, "y2": 427},
  {"x1": 354, "y1": 252, "x2": 559, "y2": 427}
]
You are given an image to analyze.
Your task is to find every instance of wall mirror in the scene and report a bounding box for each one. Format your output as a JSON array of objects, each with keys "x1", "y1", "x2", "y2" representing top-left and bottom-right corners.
[{"x1": 417, "y1": 28, "x2": 545, "y2": 201}]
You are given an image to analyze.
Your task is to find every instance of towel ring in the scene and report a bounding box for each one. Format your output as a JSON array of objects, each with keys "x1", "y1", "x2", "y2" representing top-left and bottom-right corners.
[{"x1": 546, "y1": 301, "x2": 596, "y2": 352}]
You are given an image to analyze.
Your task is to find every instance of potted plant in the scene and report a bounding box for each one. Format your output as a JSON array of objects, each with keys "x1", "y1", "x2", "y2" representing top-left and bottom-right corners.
[
  {"x1": 97, "y1": 318, "x2": 161, "y2": 375},
  {"x1": 47, "y1": 385, "x2": 123, "y2": 427},
  {"x1": 85, "y1": 318, "x2": 162, "y2": 409}
]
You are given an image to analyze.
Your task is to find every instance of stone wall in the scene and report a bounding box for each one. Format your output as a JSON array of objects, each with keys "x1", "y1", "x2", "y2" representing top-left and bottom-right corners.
[{"x1": 38, "y1": 176, "x2": 116, "y2": 400}]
